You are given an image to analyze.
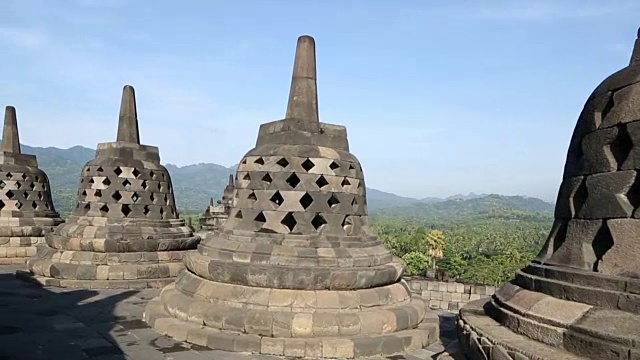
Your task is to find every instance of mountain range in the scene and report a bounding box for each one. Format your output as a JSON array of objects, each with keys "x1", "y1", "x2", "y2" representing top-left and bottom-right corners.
[{"x1": 12, "y1": 144, "x2": 555, "y2": 216}]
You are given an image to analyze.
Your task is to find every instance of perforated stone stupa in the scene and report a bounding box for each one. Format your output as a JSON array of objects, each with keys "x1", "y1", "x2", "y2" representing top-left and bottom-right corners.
[
  {"x1": 199, "y1": 175, "x2": 234, "y2": 231},
  {"x1": 457, "y1": 28, "x2": 640, "y2": 360},
  {"x1": 22, "y1": 85, "x2": 200, "y2": 288},
  {"x1": 0, "y1": 106, "x2": 63, "y2": 265},
  {"x1": 144, "y1": 35, "x2": 438, "y2": 358}
]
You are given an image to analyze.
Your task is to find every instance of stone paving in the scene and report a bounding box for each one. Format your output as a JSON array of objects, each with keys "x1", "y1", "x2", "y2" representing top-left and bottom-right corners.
[{"x1": 0, "y1": 265, "x2": 457, "y2": 360}]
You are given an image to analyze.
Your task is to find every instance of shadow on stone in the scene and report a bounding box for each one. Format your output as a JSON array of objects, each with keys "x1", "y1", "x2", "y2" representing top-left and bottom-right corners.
[{"x1": 0, "y1": 272, "x2": 137, "y2": 359}]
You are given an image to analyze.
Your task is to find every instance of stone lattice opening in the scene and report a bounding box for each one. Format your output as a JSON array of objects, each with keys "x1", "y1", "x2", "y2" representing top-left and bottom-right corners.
[
  {"x1": 248, "y1": 191, "x2": 257, "y2": 201},
  {"x1": 34, "y1": 175, "x2": 40, "y2": 182},
  {"x1": 97, "y1": 166, "x2": 104, "y2": 173},
  {"x1": 15, "y1": 200, "x2": 23, "y2": 209},
  {"x1": 254, "y1": 212, "x2": 266, "y2": 223},
  {"x1": 102, "y1": 178, "x2": 111, "y2": 186},
  {"x1": 121, "y1": 204, "x2": 132, "y2": 217},
  {"x1": 132, "y1": 168, "x2": 141, "y2": 178},
  {"x1": 89, "y1": 178, "x2": 95, "y2": 185},
  {"x1": 29, "y1": 182, "x2": 35, "y2": 190},
  {"x1": 122, "y1": 179, "x2": 132, "y2": 189},
  {"x1": 31, "y1": 201, "x2": 37, "y2": 210},
  {"x1": 160, "y1": 206, "x2": 165, "y2": 219},
  {"x1": 609, "y1": 124, "x2": 634, "y2": 168},
  {"x1": 15, "y1": 182, "x2": 21, "y2": 189},
  {"x1": 299, "y1": 193, "x2": 314, "y2": 209},
  {"x1": 0, "y1": 181, "x2": 4, "y2": 189},
  {"x1": 157, "y1": 182, "x2": 162, "y2": 191},
  {"x1": 22, "y1": 191, "x2": 28, "y2": 199},
  {"x1": 254, "y1": 157, "x2": 265, "y2": 165},
  {"x1": 132, "y1": 192, "x2": 139, "y2": 203},
  {"x1": 114, "y1": 167, "x2": 123, "y2": 176},
  {"x1": 95, "y1": 189, "x2": 102, "y2": 198},
  {"x1": 81, "y1": 189, "x2": 88, "y2": 197},
  {"x1": 149, "y1": 170, "x2": 155, "y2": 179},
  {"x1": 37, "y1": 192, "x2": 43, "y2": 200},
  {"x1": 243, "y1": 173, "x2": 251, "y2": 181},
  {"x1": 0, "y1": 200, "x2": 4, "y2": 210},
  {"x1": 327, "y1": 194, "x2": 340, "y2": 208},
  {"x1": 141, "y1": 180, "x2": 148, "y2": 190},
  {"x1": 592, "y1": 223, "x2": 614, "y2": 272},
  {"x1": 329, "y1": 161, "x2": 340, "y2": 171},
  {"x1": 112, "y1": 191, "x2": 122, "y2": 202},
  {"x1": 270, "y1": 191, "x2": 284, "y2": 206},
  {"x1": 341, "y1": 178, "x2": 350, "y2": 188},
  {"x1": 286, "y1": 173, "x2": 300, "y2": 188},
  {"x1": 150, "y1": 193, "x2": 156, "y2": 203},
  {"x1": 143, "y1": 205, "x2": 150, "y2": 216},
  {"x1": 21, "y1": 174, "x2": 27, "y2": 180},
  {"x1": 276, "y1": 158, "x2": 289, "y2": 168},
  {"x1": 301, "y1": 159, "x2": 315, "y2": 172},
  {"x1": 311, "y1": 214, "x2": 327, "y2": 230},
  {"x1": 316, "y1": 176, "x2": 329, "y2": 189},
  {"x1": 5, "y1": 191, "x2": 14, "y2": 199},
  {"x1": 164, "y1": 194, "x2": 170, "y2": 205},
  {"x1": 6, "y1": 173, "x2": 12, "y2": 179},
  {"x1": 234, "y1": 210, "x2": 243, "y2": 219},
  {"x1": 262, "y1": 173, "x2": 273, "y2": 184},
  {"x1": 100, "y1": 204, "x2": 109, "y2": 214},
  {"x1": 281, "y1": 212, "x2": 297, "y2": 232}
]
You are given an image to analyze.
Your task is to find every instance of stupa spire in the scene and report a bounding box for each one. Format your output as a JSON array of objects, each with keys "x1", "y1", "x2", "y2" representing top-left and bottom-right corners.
[
  {"x1": 228, "y1": 174, "x2": 233, "y2": 186},
  {"x1": 631, "y1": 27, "x2": 640, "y2": 65},
  {"x1": 116, "y1": 85, "x2": 140, "y2": 144},
  {"x1": 3, "y1": 106, "x2": 20, "y2": 154},
  {"x1": 285, "y1": 35, "x2": 319, "y2": 123}
]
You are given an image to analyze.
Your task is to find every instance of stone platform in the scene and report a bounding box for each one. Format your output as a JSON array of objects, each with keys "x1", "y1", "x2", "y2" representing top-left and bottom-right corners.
[{"x1": 0, "y1": 265, "x2": 457, "y2": 360}]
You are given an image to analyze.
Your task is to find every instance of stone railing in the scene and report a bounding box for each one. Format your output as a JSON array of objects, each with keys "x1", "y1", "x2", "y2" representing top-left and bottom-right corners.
[{"x1": 403, "y1": 276, "x2": 496, "y2": 312}]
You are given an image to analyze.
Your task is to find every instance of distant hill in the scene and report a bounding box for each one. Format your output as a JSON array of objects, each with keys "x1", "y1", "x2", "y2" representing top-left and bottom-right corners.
[{"x1": 8, "y1": 144, "x2": 554, "y2": 218}]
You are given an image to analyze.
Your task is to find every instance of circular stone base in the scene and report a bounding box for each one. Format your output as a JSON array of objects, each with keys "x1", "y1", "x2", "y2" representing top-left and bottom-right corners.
[
  {"x1": 144, "y1": 297, "x2": 440, "y2": 359},
  {"x1": 15, "y1": 270, "x2": 176, "y2": 289},
  {"x1": 0, "y1": 256, "x2": 30, "y2": 265}
]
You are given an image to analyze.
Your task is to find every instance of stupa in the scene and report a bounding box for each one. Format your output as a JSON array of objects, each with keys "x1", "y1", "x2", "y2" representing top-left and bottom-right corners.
[
  {"x1": 199, "y1": 175, "x2": 234, "y2": 231},
  {"x1": 22, "y1": 85, "x2": 200, "y2": 289},
  {"x1": 457, "y1": 28, "x2": 640, "y2": 360},
  {"x1": 144, "y1": 36, "x2": 438, "y2": 358},
  {"x1": 0, "y1": 106, "x2": 63, "y2": 265}
]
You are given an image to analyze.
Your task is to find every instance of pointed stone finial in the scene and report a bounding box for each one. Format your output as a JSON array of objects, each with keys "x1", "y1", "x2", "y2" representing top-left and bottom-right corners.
[
  {"x1": 117, "y1": 85, "x2": 140, "y2": 144},
  {"x1": 630, "y1": 27, "x2": 640, "y2": 65},
  {"x1": 228, "y1": 174, "x2": 234, "y2": 186},
  {"x1": 285, "y1": 35, "x2": 319, "y2": 123},
  {"x1": 3, "y1": 106, "x2": 21, "y2": 154},
  {"x1": 210, "y1": 197, "x2": 214, "y2": 206}
]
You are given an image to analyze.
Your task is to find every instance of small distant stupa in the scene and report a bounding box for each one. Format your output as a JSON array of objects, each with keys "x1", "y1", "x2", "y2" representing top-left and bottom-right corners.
[
  {"x1": 199, "y1": 174, "x2": 234, "y2": 231},
  {"x1": 0, "y1": 106, "x2": 63, "y2": 264},
  {"x1": 457, "y1": 28, "x2": 640, "y2": 360},
  {"x1": 22, "y1": 85, "x2": 200, "y2": 288},
  {"x1": 144, "y1": 35, "x2": 438, "y2": 358}
]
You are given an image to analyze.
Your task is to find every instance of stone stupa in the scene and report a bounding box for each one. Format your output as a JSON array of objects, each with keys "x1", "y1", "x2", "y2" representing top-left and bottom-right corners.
[
  {"x1": 22, "y1": 85, "x2": 200, "y2": 288},
  {"x1": 144, "y1": 35, "x2": 438, "y2": 358},
  {"x1": 0, "y1": 106, "x2": 63, "y2": 264},
  {"x1": 199, "y1": 174, "x2": 234, "y2": 231},
  {"x1": 457, "y1": 28, "x2": 640, "y2": 360}
]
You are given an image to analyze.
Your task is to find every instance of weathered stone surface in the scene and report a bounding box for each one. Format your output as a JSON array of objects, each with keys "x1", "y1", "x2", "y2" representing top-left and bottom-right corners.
[
  {"x1": 23, "y1": 86, "x2": 199, "y2": 288},
  {"x1": 145, "y1": 35, "x2": 435, "y2": 358},
  {"x1": 458, "y1": 28, "x2": 640, "y2": 360}
]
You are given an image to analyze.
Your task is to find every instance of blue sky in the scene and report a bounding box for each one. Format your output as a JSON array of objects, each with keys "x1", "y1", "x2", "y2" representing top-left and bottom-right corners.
[{"x1": 1, "y1": 0, "x2": 639, "y2": 202}]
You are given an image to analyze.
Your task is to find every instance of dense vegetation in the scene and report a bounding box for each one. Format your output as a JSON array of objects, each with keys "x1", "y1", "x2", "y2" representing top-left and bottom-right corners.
[{"x1": 18, "y1": 144, "x2": 555, "y2": 286}]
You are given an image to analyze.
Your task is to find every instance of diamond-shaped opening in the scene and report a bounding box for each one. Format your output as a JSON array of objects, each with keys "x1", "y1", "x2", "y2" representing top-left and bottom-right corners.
[
  {"x1": 592, "y1": 223, "x2": 614, "y2": 272},
  {"x1": 159, "y1": 206, "x2": 165, "y2": 219},
  {"x1": 6, "y1": 172, "x2": 12, "y2": 179},
  {"x1": 0, "y1": 181, "x2": 5, "y2": 189},
  {"x1": 143, "y1": 205, "x2": 150, "y2": 216},
  {"x1": 149, "y1": 170, "x2": 155, "y2": 179},
  {"x1": 328, "y1": 194, "x2": 340, "y2": 208},
  {"x1": 162, "y1": 173, "x2": 166, "y2": 181},
  {"x1": 15, "y1": 200, "x2": 22, "y2": 209},
  {"x1": 89, "y1": 178, "x2": 95, "y2": 184},
  {"x1": 270, "y1": 191, "x2": 284, "y2": 206},
  {"x1": 132, "y1": 168, "x2": 141, "y2": 178},
  {"x1": 609, "y1": 124, "x2": 634, "y2": 168},
  {"x1": 97, "y1": 166, "x2": 104, "y2": 173},
  {"x1": 164, "y1": 194, "x2": 169, "y2": 205},
  {"x1": 112, "y1": 191, "x2": 122, "y2": 202},
  {"x1": 29, "y1": 182, "x2": 35, "y2": 190},
  {"x1": 22, "y1": 191, "x2": 28, "y2": 199},
  {"x1": 254, "y1": 157, "x2": 265, "y2": 165},
  {"x1": 121, "y1": 204, "x2": 132, "y2": 217},
  {"x1": 316, "y1": 176, "x2": 329, "y2": 189},
  {"x1": 241, "y1": 159, "x2": 247, "y2": 165},
  {"x1": 157, "y1": 182, "x2": 162, "y2": 191},
  {"x1": 132, "y1": 192, "x2": 139, "y2": 203},
  {"x1": 311, "y1": 214, "x2": 327, "y2": 230},
  {"x1": 114, "y1": 167, "x2": 123, "y2": 176},
  {"x1": 301, "y1": 159, "x2": 315, "y2": 172},
  {"x1": 0, "y1": 200, "x2": 4, "y2": 209},
  {"x1": 34, "y1": 175, "x2": 40, "y2": 182},
  {"x1": 150, "y1": 193, "x2": 156, "y2": 203},
  {"x1": 299, "y1": 193, "x2": 314, "y2": 209},
  {"x1": 329, "y1": 161, "x2": 340, "y2": 171},
  {"x1": 276, "y1": 158, "x2": 289, "y2": 168},
  {"x1": 41, "y1": 183, "x2": 46, "y2": 190},
  {"x1": 15, "y1": 182, "x2": 21, "y2": 189},
  {"x1": 248, "y1": 191, "x2": 257, "y2": 201},
  {"x1": 341, "y1": 178, "x2": 351, "y2": 188},
  {"x1": 95, "y1": 189, "x2": 102, "y2": 198},
  {"x1": 234, "y1": 210, "x2": 243, "y2": 219},
  {"x1": 37, "y1": 192, "x2": 43, "y2": 200},
  {"x1": 254, "y1": 211, "x2": 266, "y2": 223},
  {"x1": 43, "y1": 202, "x2": 49, "y2": 210},
  {"x1": 6, "y1": 190, "x2": 14, "y2": 199},
  {"x1": 262, "y1": 173, "x2": 272, "y2": 184},
  {"x1": 81, "y1": 190, "x2": 87, "y2": 197},
  {"x1": 21, "y1": 174, "x2": 27, "y2": 180},
  {"x1": 243, "y1": 173, "x2": 251, "y2": 181},
  {"x1": 286, "y1": 173, "x2": 300, "y2": 188},
  {"x1": 141, "y1": 180, "x2": 148, "y2": 190},
  {"x1": 572, "y1": 178, "x2": 589, "y2": 216},
  {"x1": 102, "y1": 177, "x2": 111, "y2": 186},
  {"x1": 357, "y1": 181, "x2": 363, "y2": 189},
  {"x1": 122, "y1": 179, "x2": 132, "y2": 189},
  {"x1": 351, "y1": 197, "x2": 357, "y2": 207},
  {"x1": 281, "y1": 212, "x2": 297, "y2": 232}
]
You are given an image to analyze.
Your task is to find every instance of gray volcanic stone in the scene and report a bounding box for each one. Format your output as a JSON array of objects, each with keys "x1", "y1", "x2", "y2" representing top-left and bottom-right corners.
[
  {"x1": 457, "y1": 27, "x2": 640, "y2": 360},
  {"x1": 199, "y1": 175, "x2": 234, "y2": 232},
  {"x1": 0, "y1": 106, "x2": 63, "y2": 265},
  {"x1": 144, "y1": 35, "x2": 436, "y2": 358},
  {"x1": 23, "y1": 85, "x2": 200, "y2": 288}
]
